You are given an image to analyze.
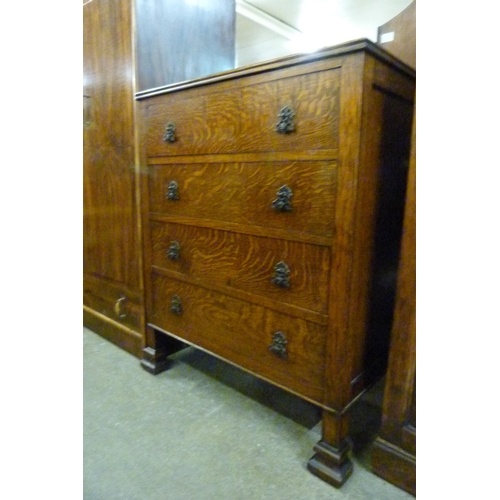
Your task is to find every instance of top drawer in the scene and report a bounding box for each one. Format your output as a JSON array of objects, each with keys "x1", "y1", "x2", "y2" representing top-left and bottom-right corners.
[{"x1": 145, "y1": 68, "x2": 340, "y2": 157}]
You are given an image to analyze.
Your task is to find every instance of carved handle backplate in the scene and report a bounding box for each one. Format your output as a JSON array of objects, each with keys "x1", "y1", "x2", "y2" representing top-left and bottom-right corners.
[
  {"x1": 167, "y1": 241, "x2": 181, "y2": 261},
  {"x1": 272, "y1": 185, "x2": 293, "y2": 212},
  {"x1": 164, "y1": 122, "x2": 176, "y2": 143},
  {"x1": 276, "y1": 106, "x2": 295, "y2": 134},
  {"x1": 114, "y1": 296, "x2": 127, "y2": 319},
  {"x1": 170, "y1": 295, "x2": 183, "y2": 315},
  {"x1": 166, "y1": 180, "x2": 180, "y2": 201},
  {"x1": 269, "y1": 331, "x2": 288, "y2": 358},
  {"x1": 271, "y1": 261, "x2": 291, "y2": 289}
]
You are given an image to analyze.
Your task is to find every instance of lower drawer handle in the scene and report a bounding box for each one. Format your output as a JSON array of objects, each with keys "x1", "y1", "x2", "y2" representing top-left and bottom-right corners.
[
  {"x1": 269, "y1": 331, "x2": 288, "y2": 358},
  {"x1": 166, "y1": 180, "x2": 180, "y2": 201},
  {"x1": 114, "y1": 296, "x2": 127, "y2": 318},
  {"x1": 167, "y1": 241, "x2": 181, "y2": 260},
  {"x1": 271, "y1": 261, "x2": 291, "y2": 288},
  {"x1": 170, "y1": 294, "x2": 183, "y2": 315},
  {"x1": 272, "y1": 185, "x2": 293, "y2": 212}
]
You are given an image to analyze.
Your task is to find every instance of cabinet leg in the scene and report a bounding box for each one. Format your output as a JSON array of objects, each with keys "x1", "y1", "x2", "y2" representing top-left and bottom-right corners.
[
  {"x1": 141, "y1": 326, "x2": 186, "y2": 375},
  {"x1": 307, "y1": 410, "x2": 353, "y2": 488}
]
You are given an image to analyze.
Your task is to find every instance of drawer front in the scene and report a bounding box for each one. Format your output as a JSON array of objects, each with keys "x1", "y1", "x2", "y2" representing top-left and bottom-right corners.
[
  {"x1": 149, "y1": 161, "x2": 337, "y2": 238},
  {"x1": 151, "y1": 221, "x2": 330, "y2": 314},
  {"x1": 145, "y1": 68, "x2": 340, "y2": 156},
  {"x1": 151, "y1": 274, "x2": 327, "y2": 403},
  {"x1": 83, "y1": 275, "x2": 142, "y2": 331}
]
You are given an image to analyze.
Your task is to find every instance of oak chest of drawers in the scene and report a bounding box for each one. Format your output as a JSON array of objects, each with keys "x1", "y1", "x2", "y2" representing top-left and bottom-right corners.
[{"x1": 137, "y1": 39, "x2": 415, "y2": 488}]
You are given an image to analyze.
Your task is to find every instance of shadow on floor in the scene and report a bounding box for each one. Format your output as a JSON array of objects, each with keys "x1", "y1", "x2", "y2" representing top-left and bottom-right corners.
[{"x1": 167, "y1": 345, "x2": 385, "y2": 462}]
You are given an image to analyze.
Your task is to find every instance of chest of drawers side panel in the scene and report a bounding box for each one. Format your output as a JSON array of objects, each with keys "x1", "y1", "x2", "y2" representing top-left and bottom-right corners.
[
  {"x1": 137, "y1": 97, "x2": 162, "y2": 356},
  {"x1": 322, "y1": 54, "x2": 416, "y2": 410},
  {"x1": 319, "y1": 53, "x2": 366, "y2": 411},
  {"x1": 348, "y1": 56, "x2": 415, "y2": 398}
]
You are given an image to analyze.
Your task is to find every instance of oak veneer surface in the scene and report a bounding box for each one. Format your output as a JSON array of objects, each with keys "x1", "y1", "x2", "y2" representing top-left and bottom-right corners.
[
  {"x1": 148, "y1": 161, "x2": 338, "y2": 238},
  {"x1": 150, "y1": 221, "x2": 331, "y2": 315},
  {"x1": 83, "y1": 0, "x2": 236, "y2": 355},
  {"x1": 145, "y1": 68, "x2": 340, "y2": 156},
  {"x1": 138, "y1": 38, "x2": 415, "y2": 488}
]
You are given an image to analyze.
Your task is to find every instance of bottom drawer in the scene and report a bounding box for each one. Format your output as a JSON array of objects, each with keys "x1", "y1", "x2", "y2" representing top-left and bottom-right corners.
[
  {"x1": 84, "y1": 274, "x2": 142, "y2": 332},
  {"x1": 151, "y1": 273, "x2": 327, "y2": 404}
]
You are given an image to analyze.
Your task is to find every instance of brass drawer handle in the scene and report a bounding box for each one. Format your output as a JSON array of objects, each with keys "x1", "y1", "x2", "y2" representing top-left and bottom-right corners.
[
  {"x1": 269, "y1": 331, "x2": 288, "y2": 358},
  {"x1": 167, "y1": 241, "x2": 181, "y2": 260},
  {"x1": 166, "y1": 180, "x2": 180, "y2": 201},
  {"x1": 114, "y1": 296, "x2": 127, "y2": 318},
  {"x1": 272, "y1": 261, "x2": 291, "y2": 289},
  {"x1": 170, "y1": 295, "x2": 183, "y2": 315},
  {"x1": 164, "y1": 122, "x2": 176, "y2": 143},
  {"x1": 276, "y1": 106, "x2": 295, "y2": 134},
  {"x1": 272, "y1": 185, "x2": 293, "y2": 212}
]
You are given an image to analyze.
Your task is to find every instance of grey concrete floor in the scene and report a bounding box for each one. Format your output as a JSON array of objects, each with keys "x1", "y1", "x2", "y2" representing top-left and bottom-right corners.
[{"x1": 83, "y1": 327, "x2": 414, "y2": 499}]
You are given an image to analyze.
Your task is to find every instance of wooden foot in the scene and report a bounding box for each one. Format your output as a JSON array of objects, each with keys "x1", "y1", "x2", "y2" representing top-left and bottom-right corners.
[
  {"x1": 307, "y1": 439, "x2": 353, "y2": 488},
  {"x1": 307, "y1": 410, "x2": 353, "y2": 488},
  {"x1": 141, "y1": 327, "x2": 186, "y2": 375}
]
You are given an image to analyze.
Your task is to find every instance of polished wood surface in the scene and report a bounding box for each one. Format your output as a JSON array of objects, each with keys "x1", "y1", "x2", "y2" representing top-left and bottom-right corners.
[
  {"x1": 83, "y1": 0, "x2": 138, "y2": 288},
  {"x1": 151, "y1": 273, "x2": 327, "y2": 403},
  {"x1": 135, "y1": 0, "x2": 235, "y2": 91},
  {"x1": 138, "y1": 39, "x2": 415, "y2": 488},
  {"x1": 83, "y1": 0, "x2": 236, "y2": 354},
  {"x1": 371, "y1": 106, "x2": 416, "y2": 496},
  {"x1": 83, "y1": 0, "x2": 144, "y2": 355},
  {"x1": 377, "y1": 1, "x2": 416, "y2": 69},
  {"x1": 148, "y1": 161, "x2": 337, "y2": 238},
  {"x1": 145, "y1": 68, "x2": 340, "y2": 156},
  {"x1": 150, "y1": 221, "x2": 331, "y2": 315}
]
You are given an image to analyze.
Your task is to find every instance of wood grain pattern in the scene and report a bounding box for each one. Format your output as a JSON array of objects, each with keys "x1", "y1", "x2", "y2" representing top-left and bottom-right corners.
[
  {"x1": 150, "y1": 221, "x2": 330, "y2": 314},
  {"x1": 348, "y1": 56, "x2": 414, "y2": 397},
  {"x1": 135, "y1": 0, "x2": 235, "y2": 91},
  {"x1": 151, "y1": 273, "x2": 327, "y2": 403},
  {"x1": 83, "y1": 274, "x2": 143, "y2": 332},
  {"x1": 83, "y1": 0, "x2": 145, "y2": 354},
  {"x1": 145, "y1": 68, "x2": 340, "y2": 157},
  {"x1": 148, "y1": 161, "x2": 337, "y2": 238},
  {"x1": 83, "y1": 0, "x2": 139, "y2": 289},
  {"x1": 138, "y1": 40, "x2": 416, "y2": 489}
]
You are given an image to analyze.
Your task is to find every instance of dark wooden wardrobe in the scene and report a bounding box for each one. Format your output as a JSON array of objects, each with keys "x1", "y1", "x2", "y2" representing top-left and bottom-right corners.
[
  {"x1": 83, "y1": 0, "x2": 235, "y2": 356},
  {"x1": 371, "y1": 1, "x2": 416, "y2": 495}
]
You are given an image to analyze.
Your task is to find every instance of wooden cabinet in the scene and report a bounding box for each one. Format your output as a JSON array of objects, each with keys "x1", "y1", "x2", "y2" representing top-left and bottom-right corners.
[
  {"x1": 83, "y1": 0, "x2": 143, "y2": 355},
  {"x1": 137, "y1": 39, "x2": 415, "y2": 488},
  {"x1": 83, "y1": 0, "x2": 235, "y2": 355},
  {"x1": 371, "y1": 109, "x2": 416, "y2": 496}
]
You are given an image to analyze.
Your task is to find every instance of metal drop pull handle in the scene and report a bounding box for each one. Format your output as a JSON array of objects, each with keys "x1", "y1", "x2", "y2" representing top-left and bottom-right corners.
[
  {"x1": 166, "y1": 180, "x2": 180, "y2": 201},
  {"x1": 170, "y1": 295, "x2": 183, "y2": 315},
  {"x1": 272, "y1": 185, "x2": 293, "y2": 212},
  {"x1": 269, "y1": 331, "x2": 288, "y2": 358},
  {"x1": 114, "y1": 296, "x2": 127, "y2": 318},
  {"x1": 272, "y1": 261, "x2": 291, "y2": 289},
  {"x1": 276, "y1": 106, "x2": 295, "y2": 134},
  {"x1": 167, "y1": 241, "x2": 181, "y2": 260},
  {"x1": 164, "y1": 122, "x2": 176, "y2": 143}
]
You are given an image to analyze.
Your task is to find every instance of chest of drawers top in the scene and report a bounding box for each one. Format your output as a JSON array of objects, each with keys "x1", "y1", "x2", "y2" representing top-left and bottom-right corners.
[{"x1": 137, "y1": 38, "x2": 415, "y2": 160}]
